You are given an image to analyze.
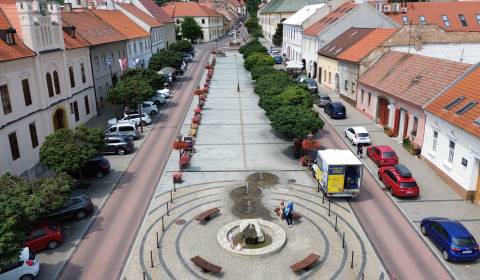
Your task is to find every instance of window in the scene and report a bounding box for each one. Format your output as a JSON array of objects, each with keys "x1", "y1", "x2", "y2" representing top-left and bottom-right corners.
[
  {"x1": 46, "y1": 73, "x2": 54, "y2": 97},
  {"x1": 80, "y1": 63, "x2": 86, "y2": 83},
  {"x1": 323, "y1": 70, "x2": 326, "y2": 82},
  {"x1": 444, "y1": 96, "x2": 464, "y2": 110},
  {"x1": 344, "y1": 80, "x2": 348, "y2": 90},
  {"x1": 328, "y1": 72, "x2": 331, "y2": 84},
  {"x1": 102, "y1": 54, "x2": 106, "y2": 68},
  {"x1": 29, "y1": 122, "x2": 38, "y2": 148},
  {"x1": 458, "y1": 14, "x2": 467, "y2": 26},
  {"x1": 202, "y1": 19, "x2": 205, "y2": 24},
  {"x1": 441, "y1": 15, "x2": 451, "y2": 27},
  {"x1": 432, "y1": 130, "x2": 438, "y2": 152},
  {"x1": 402, "y1": 16, "x2": 409, "y2": 25},
  {"x1": 476, "y1": 14, "x2": 480, "y2": 24},
  {"x1": 69, "y1": 66, "x2": 75, "y2": 88},
  {"x1": 419, "y1": 16, "x2": 426, "y2": 24},
  {"x1": 176, "y1": 19, "x2": 180, "y2": 24},
  {"x1": 84, "y1": 96, "x2": 90, "y2": 115},
  {"x1": 53, "y1": 71, "x2": 60, "y2": 95},
  {"x1": 361, "y1": 89, "x2": 364, "y2": 103},
  {"x1": 448, "y1": 140, "x2": 455, "y2": 164},
  {"x1": 134, "y1": 43, "x2": 137, "y2": 54},
  {"x1": 412, "y1": 116, "x2": 418, "y2": 136},
  {"x1": 0, "y1": 85, "x2": 12, "y2": 114},
  {"x1": 73, "y1": 101, "x2": 79, "y2": 121},
  {"x1": 368, "y1": 92, "x2": 371, "y2": 107},
  {"x1": 8, "y1": 132, "x2": 20, "y2": 160},
  {"x1": 20, "y1": 79, "x2": 33, "y2": 106},
  {"x1": 351, "y1": 82, "x2": 355, "y2": 93},
  {"x1": 94, "y1": 56, "x2": 99, "y2": 70},
  {"x1": 455, "y1": 101, "x2": 477, "y2": 115}
]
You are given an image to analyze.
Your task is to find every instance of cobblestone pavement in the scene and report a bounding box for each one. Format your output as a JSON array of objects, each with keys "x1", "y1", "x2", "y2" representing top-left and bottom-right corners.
[{"x1": 121, "y1": 51, "x2": 386, "y2": 280}]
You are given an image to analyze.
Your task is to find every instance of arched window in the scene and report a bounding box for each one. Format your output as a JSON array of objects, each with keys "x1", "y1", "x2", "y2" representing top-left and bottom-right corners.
[
  {"x1": 46, "y1": 72, "x2": 54, "y2": 97},
  {"x1": 53, "y1": 71, "x2": 60, "y2": 95},
  {"x1": 69, "y1": 66, "x2": 75, "y2": 88}
]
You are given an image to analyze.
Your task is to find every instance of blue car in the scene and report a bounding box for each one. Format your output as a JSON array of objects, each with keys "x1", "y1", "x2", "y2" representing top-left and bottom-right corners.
[
  {"x1": 421, "y1": 217, "x2": 480, "y2": 261},
  {"x1": 273, "y1": 55, "x2": 283, "y2": 64}
]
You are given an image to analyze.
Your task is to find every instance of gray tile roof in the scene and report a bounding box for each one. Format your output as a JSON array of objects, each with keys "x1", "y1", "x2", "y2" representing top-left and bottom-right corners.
[{"x1": 260, "y1": 0, "x2": 326, "y2": 14}]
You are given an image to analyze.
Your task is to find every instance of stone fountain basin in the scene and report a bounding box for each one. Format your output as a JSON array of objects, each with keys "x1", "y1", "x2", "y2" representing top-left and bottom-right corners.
[{"x1": 217, "y1": 219, "x2": 286, "y2": 257}]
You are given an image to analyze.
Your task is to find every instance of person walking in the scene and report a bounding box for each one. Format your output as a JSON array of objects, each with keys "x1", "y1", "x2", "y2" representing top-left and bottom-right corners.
[
  {"x1": 357, "y1": 143, "x2": 364, "y2": 158},
  {"x1": 285, "y1": 201, "x2": 294, "y2": 227},
  {"x1": 279, "y1": 200, "x2": 285, "y2": 221}
]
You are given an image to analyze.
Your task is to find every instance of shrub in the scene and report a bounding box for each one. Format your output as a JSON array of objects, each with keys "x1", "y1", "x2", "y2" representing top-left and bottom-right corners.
[
  {"x1": 244, "y1": 53, "x2": 274, "y2": 71},
  {"x1": 169, "y1": 40, "x2": 193, "y2": 53},
  {"x1": 260, "y1": 85, "x2": 313, "y2": 116},
  {"x1": 270, "y1": 106, "x2": 324, "y2": 140},
  {"x1": 250, "y1": 65, "x2": 275, "y2": 80},
  {"x1": 254, "y1": 70, "x2": 294, "y2": 97},
  {"x1": 239, "y1": 39, "x2": 267, "y2": 59}
]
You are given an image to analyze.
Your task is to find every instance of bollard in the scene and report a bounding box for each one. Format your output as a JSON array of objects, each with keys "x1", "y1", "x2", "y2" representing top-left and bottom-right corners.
[
  {"x1": 350, "y1": 250, "x2": 354, "y2": 269},
  {"x1": 328, "y1": 201, "x2": 331, "y2": 217},
  {"x1": 335, "y1": 215, "x2": 338, "y2": 232},
  {"x1": 162, "y1": 215, "x2": 165, "y2": 232},
  {"x1": 170, "y1": 191, "x2": 173, "y2": 203},
  {"x1": 342, "y1": 232, "x2": 345, "y2": 249},
  {"x1": 143, "y1": 271, "x2": 146, "y2": 280},
  {"x1": 150, "y1": 250, "x2": 154, "y2": 268},
  {"x1": 156, "y1": 232, "x2": 159, "y2": 249},
  {"x1": 166, "y1": 202, "x2": 169, "y2": 216},
  {"x1": 174, "y1": 182, "x2": 176, "y2": 192},
  {"x1": 322, "y1": 192, "x2": 325, "y2": 204}
]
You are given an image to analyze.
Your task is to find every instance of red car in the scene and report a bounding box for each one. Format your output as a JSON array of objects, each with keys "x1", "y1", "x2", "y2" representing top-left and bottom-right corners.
[
  {"x1": 24, "y1": 221, "x2": 63, "y2": 251},
  {"x1": 367, "y1": 145, "x2": 399, "y2": 166},
  {"x1": 378, "y1": 164, "x2": 420, "y2": 197}
]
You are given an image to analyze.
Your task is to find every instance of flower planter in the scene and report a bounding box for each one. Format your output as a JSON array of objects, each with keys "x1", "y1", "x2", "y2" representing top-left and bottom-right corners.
[
  {"x1": 191, "y1": 122, "x2": 198, "y2": 129},
  {"x1": 189, "y1": 128, "x2": 197, "y2": 138},
  {"x1": 172, "y1": 171, "x2": 183, "y2": 183},
  {"x1": 199, "y1": 94, "x2": 206, "y2": 101},
  {"x1": 192, "y1": 116, "x2": 201, "y2": 124},
  {"x1": 383, "y1": 127, "x2": 394, "y2": 137},
  {"x1": 402, "y1": 138, "x2": 422, "y2": 155},
  {"x1": 194, "y1": 107, "x2": 202, "y2": 114},
  {"x1": 300, "y1": 156, "x2": 312, "y2": 167},
  {"x1": 180, "y1": 152, "x2": 191, "y2": 169},
  {"x1": 172, "y1": 141, "x2": 189, "y2": 150}
]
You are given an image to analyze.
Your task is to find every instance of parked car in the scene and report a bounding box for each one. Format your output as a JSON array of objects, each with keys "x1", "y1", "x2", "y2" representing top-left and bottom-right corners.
[
  {"x1": 47, "y1": 195, "x2": 94, "y2": 221},
  {"x1": 273, "y1": 55, "x2": 283, "y2": 64},
  {"x1": 83, "y1": 156, "x2": 110, "y2": 178},
  {"x1": 378, "y1": 164, "x2": 419, "y2": 197},
  {"x1": 149, "y1": 91, "x2": 166, "y2": 106},
  {"x1": 182, "y1": 53, "x2": 193, "y2": 62},
  {"x1": 101, "y1": 136, "x2": 134, "y2": 155},
  {"x1": 124, "y1": 101, "x2": 158, "y2": 116},
  {"x1": 24, "y1": 221, "x2": 63, "y2": 251},
  {"x1": 421, "y1": 217, "x2": 480, "y2": 261},
  {"x1": 367, "y1": 145, "x2": 399, "y2": 166},
  {"x1": 344, "y1": 126, "x2": 371, "y2": 145},
  {"x1": 105, "y1": 122, "x2": 140, "y2": 140},
  {"x1": 108, "y1": 113, "x2": 151, "y2": 127},
  {"x1": 315, "y1": 94, "x2": 331, "y2": 107},
  {"x1": 0, "y1": 247, "x2": 39, "y2": 280},
  {"x1": 157, "y1": 88, "x2": 171, "y2": 99},
  {"x1": 301, "y1": 78, "x2": 318, "y2": 94},
  {"x1": 324, "y1": 102, "x2": 346, "y2": 119}
]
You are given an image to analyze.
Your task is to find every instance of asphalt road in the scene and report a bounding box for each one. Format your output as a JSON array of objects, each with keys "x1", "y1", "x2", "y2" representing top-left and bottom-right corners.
[
  {"x1": 318, "y1": 116, "x2": 453, "y2": 280},
  {"x1": 57, "y1": 44, "x2": 212, "y2": 280}
]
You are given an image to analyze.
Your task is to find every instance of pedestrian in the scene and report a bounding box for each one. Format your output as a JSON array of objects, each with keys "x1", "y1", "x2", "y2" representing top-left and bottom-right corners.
[
  {"x1": 279, "y1": 200, "x2": 285, "y2": 221},
  {"x1": 285, "y1": 201, "x2": 294, "y2": 227},
  {"x1": 357, "y1": 143, "x2": 363, "y2": 158}
]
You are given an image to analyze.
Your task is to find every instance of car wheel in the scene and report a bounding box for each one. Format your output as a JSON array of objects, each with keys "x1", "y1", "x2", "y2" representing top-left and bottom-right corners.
[
  {"x1": 351, "y1": 139, "x2": 355, "y2": 145},
  {"x1": 96, "y1": 171, "x2": 104, "y2": 178},
  {"x1": 421, "y1": 225, "x2": 427, "y2": 236},
  {"x1": 20, "y1": 275, "x2": 34, "y2": 280},
  {"x1": 117, "y1": 148, "x2": 125, "y2": 155},
  {"x1": 76, "y1": 211, "x2": 87, "y2": 220},
  {"x1": 151, "y1": 110, "x2": 157, "y2": 115},
  {"x1": 48, "y1": 240, "x2": 59, "y2": 249},
  {"x1": 442, "y1": 250, "x2": 449, "y2": 261}
]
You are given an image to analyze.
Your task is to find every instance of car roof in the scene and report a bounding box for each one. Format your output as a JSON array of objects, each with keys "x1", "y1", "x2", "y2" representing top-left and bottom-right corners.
[
  {"x1": 143, "y1": 101, "x2": 154, "y2": 105},
  {"x1": 374, "y1": 145, "x2": 394, "y2": 152},
  {"x1": 351, "y1": 126, "x2": 368, "y2": 133},
  {"x1": 394, "y1": 164, "x2": 412, "y2": 178},
  {"x1": 437, "y1": 219, "x2": 472, "y2": 237},
  {"x1": 331, "y1": 102, "x2": 344, "y2": 107}
]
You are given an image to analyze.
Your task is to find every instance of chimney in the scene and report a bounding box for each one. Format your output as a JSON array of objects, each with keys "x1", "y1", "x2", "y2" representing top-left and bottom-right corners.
[{"x1": 64, "y1": 2, "x2": 72, "y2": 12}]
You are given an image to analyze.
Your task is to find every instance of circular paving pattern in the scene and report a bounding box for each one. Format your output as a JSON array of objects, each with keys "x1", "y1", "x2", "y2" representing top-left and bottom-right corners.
[{"x1": 129, "y1": 180, "x2": 380, "y2": 280}]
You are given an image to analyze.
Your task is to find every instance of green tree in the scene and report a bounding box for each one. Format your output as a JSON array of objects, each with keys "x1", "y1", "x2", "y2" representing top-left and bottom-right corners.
[
  {"x1": 169, "y1": 40, "x2": 193, "y2": 53},
  {"x1": 149, "y1": 49, "x2": 183, "y2": 71},
  {"x1": 122, "y1": 68, "x2": 165, "y2": 91},
  {"x1": 250, "y1": 65, "x2": 275, "y2": 80},
  {"x1": 260, "y1": 85, "x2": 313, "y2": 116},
  {"x1": 0, "y1": 173, "x2": 72, "y2": 266},
  {"x1": 181, "y1": 16, "x2": 202, "y2": 43},
  {"x1": 239, "y1": 40, "x2": 267, "y2": 59},
  {"x1": 272, "y1": 19, "x2": 285, "y2": 47},
  {"x1": 270, "y1": 106, "x2": 324, "y2": 140},
  {"x1": 244, "y1": 52, "x2": 274, "y2": 71},
  {"x1": 40, "y1": 125, "x2": 104, "y2": 182},
  {"x1": 107, "y1": 75, "x2": 153, "y2": 107},
  {"x1": 254, "y1": 70, "x2": 293, "y2": 97},
  {"x1": 246, "y1": 0, "x2": 261, "y2": 15}
]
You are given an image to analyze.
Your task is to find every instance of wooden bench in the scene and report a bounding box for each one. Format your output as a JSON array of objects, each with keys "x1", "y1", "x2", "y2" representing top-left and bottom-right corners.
[
  {"x1": 195, "y1": 208, "x2": 220, "y2": 222},
  {"x1": 274, "y1": 207, "x2": 303, "y2": 221},
  {"x1": 190, "y1": 255, "x2": 222, "y2": 273},
  {"x1": 290, "y1": 253, "x2": 320, "y2": 272}
]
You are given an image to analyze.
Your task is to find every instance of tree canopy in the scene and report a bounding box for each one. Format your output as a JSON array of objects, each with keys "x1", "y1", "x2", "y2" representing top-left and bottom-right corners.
[
  {"x1": 0, "y1": 173, "x2": 72, "y2": 266},
  {"x1": 239, "y1": 39, "x2": 267, "y2": 59},
  {"x1": 121, "y1": 68, "x2": 165, "y2": 91},
  {"x1": 260, "y1": 85, "x2": 313, "y2": 116},
  {"x1": 272, "y1": 19, "x2": 285, "y2": 47},
  {"x1": 181, "y1": 16, "x2": 203, "y2": 43},
  {"x1": 270, "y1": 106, "x2": 324, "y2": 140},
  {"x1": 244, "y1": 52, "x2": 274, "y2": 71},
  {"x1": 107, "y1": 75, "x2": 153, "y2": 107},
  {"x1": 149, "y1": 48, "x2": 183, "y2": 71},
  {"x1": 254, "y1": 70, "x2": 294, "y2": 97},
  {"x1": 250, "y1": 65, "x2": 275, "y2": 80},
  {"x1": 169, "y1": 40, "x2": 193, "y2": 53}
]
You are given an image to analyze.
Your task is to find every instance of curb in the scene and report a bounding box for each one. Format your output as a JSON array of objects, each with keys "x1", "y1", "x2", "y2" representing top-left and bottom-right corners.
[{"x1": 313, "y1": 104, "x2": 458, "y2": 280}]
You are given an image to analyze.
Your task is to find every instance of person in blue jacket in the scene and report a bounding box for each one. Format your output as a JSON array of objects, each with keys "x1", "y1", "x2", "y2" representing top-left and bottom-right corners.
[{"x1": 284, "y1": 202, "x2": 294, "y2": 227}]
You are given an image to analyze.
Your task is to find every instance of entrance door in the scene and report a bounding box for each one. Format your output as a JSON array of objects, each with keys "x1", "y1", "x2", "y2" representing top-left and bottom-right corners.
[
  {"x1": 475, "y1": 162, "x2": 480, "y2": 203},
  {"x1": 377, "y1": 98, "x2": 389, "y2": 126},
  {"x1": 397, "y1": 110, "x2": 406, "y2": 140},
  {"x1": 53, "y1": 108, "x2": 67, "y2": 130},
  {"x1": 318, "y1": 67, "x2": 322, "y2": 84}
]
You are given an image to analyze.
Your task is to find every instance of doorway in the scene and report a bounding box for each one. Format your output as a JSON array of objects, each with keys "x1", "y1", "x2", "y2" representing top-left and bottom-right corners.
[
  {"x1": 52, "y1": 108, "x2": 68, "y2": 130},
  {"x1": 312, "y1": 62, "x2": 317, "y2": 79},
  {"x1": 318, "y1": 67, "x2": 322, "y2": 84}
]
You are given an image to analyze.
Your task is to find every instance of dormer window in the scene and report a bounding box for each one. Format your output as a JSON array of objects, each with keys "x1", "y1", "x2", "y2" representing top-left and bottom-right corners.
[
  {"x1": 458, "y1": 14, "x2": 467, "y2": 26},
  {"x1": 1, "y1": 28, "x2": 16, "y2": 45},
  {"x1": 441, "y1": 15, "x2": 451, "y2": 27},
  {"x1": 402, "y1": 15, "x2": 409, "y2": 25}
]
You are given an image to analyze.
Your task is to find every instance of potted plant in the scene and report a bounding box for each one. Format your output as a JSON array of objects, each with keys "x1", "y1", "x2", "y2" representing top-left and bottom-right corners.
[
  {"x1": 300, "y1": 155, "x2": 312, "y2": 166},
  {"x1": 172, "y1": 171, "x2": 183, "y2": 183},
  {"x1": 180, "y1": 152, "x2": 191, "y2": 169},
  {"x1": 402, "y1": 138, "x2": 421, "y2": 155}
]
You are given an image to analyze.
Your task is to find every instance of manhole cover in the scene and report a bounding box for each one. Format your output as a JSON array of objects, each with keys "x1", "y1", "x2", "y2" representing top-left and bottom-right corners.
[
  {"x1": 175, "y1": 219, "x2": 186, "y2": 225},
  {"x1": 287, "y1": 179, "x2": 296, "y2": 184}
]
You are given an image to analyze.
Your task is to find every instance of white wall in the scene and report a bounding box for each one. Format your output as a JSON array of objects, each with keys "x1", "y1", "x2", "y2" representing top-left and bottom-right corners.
[{"x1": 392, "y1": 43, "x2": 480, "y2": 64}]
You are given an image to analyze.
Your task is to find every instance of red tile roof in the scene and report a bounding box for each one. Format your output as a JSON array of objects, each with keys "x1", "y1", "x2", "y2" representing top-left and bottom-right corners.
[
  {"x1": 337, "y1": 28, "x2": 397, "y2": 63},
  {"x1": 386, "y1": 2, "x2": 480, "y2": 32},
  {"x1": 358, "y1": 51, "x2": 470, "y2": 108},
  {"x1": 62, "y1": 23, "x2": 90, "y2": 49},
  {"x1": 303, "y1": 3, "x2": 356, "y2": 36},
  {"x1": 0, "y1": 2, "x2": 21, "y2": 38},
  {"x1": 0, "y1": 6, "x2": 35, "y2": 62},
  {"x1": 62, "y1": 10, "x2": 127, "y2": 46},
  {"x1": 92, "y1": 10, "x2": 150, "y2": 40},
  {"x1": 424, "y1": 63, "x2": 480, "y2": 138},
  {"x1": 162, "y1": 1, "x2": 222, "y2": 17},
  {"x1": 117, "y1": 3, "x2": 163, "y2": 28},
  {"x1": 139, "y1": 0, "x2": 174, "y2": 23},
  {"x1": 318, "y1": 28, "x2": 374, "y2": 58}
]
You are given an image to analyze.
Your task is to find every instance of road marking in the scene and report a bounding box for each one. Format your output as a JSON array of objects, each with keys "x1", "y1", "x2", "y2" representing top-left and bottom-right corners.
[{"x1": 397, "y1": 199, "x2": 465, "y2": 203}]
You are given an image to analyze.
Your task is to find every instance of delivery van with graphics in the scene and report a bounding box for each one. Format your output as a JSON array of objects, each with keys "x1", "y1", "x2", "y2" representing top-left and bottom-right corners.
[{"x1": 311, "y1": 149, "x2": 363, "y2": 198}]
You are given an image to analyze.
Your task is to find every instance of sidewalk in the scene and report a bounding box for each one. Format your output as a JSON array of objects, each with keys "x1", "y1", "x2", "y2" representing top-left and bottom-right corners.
[{"x1": 315, "y1": 84, "x2": 480, "y2": 280}]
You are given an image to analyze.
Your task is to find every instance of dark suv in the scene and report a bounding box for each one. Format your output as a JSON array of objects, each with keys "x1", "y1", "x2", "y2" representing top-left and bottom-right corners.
[
  {"x1": 83, "y1": 156, "x2": 110, "y2": 178},
  {"x1": 324, "y1": 102, "x2": 346, "y2": 119},
  {"x1": 101, "y1": 136, "x2": 134, "y2": 155},
  {"x1": 47, "y1": 195, "x2": 94, "y2": 221}
]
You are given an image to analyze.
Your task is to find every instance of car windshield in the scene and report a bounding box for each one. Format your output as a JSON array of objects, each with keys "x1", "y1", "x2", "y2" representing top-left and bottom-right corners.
[
  {"x1": 400, "y1": 182, "x2": 417, "y2": 188},
  {"x1": 452, "y1": 237, "x2": 475, "y2": 247},
  {"x1": 320, "y1": 96, "x2": 330, "y2": 100},
  {"x1": 306, "y1": 80, "x2": 316, "y2": 86},
  {"x1": 383, "y1": 151, "x2": 396, "y2": 158},
  {"x1": 357, "y1": 133, "x2": 369, "y2": 137}
]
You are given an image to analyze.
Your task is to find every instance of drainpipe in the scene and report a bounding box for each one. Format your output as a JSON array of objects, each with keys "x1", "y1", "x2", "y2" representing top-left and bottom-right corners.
[{"x1": 89, "y1": 47, "x2": 100, "y2": 116}]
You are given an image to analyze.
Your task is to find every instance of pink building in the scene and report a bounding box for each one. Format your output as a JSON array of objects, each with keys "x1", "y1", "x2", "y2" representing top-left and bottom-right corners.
[{"x1": 356, "y1": 51, "x2": 469, "y2": 148}]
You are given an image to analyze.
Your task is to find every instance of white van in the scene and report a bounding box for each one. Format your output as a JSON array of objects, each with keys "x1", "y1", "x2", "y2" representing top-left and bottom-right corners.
[{"x1": 105, "y1": 122, "x2": 140, "y2": 140}]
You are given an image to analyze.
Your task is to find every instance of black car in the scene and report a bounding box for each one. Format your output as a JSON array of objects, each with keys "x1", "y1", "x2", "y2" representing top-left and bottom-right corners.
[
  {"x1": 83, "y1": 156, "x2": 110, "y2": 178},
  {"x1": 101, "y1": 136, "x2": 134, "y2": 155},
  {"x1": 324, "y1": 102, "x2": 346, "y2": 119},
  {"x1": 47, "y1": 195, "x2": 94, "y2": 220}
]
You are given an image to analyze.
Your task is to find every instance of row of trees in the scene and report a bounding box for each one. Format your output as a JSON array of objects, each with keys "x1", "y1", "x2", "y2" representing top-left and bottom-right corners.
[{"x1": 240, "y1": 39, "x2": 324, "y2": 142}]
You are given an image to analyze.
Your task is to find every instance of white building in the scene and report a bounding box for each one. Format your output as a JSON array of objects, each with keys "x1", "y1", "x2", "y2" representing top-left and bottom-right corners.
[
  {"x1": 282, "y1": 4, "x2": 325, "y2": 61},
  {"x1": 0, "y1": 0, "x2": 96, "y2": 177},
  {"x1": 422, "y1": 63, "x2": 480, "y2": 202}
]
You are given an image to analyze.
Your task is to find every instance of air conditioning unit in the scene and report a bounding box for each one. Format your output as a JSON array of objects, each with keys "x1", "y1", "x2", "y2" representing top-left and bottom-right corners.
[
  {"x1": 392, "y1": 3, "x2": 400, "y2": 12},
  {"x1": 401, "y1": 7, "x2": 408, "y2": 13},
  {"x1": 383, "y1": 5, "x2": 391, "y2": 13}
]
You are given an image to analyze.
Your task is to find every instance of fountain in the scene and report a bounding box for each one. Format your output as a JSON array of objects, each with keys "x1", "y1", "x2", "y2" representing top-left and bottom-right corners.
[{"x1": 240, "y1": 219, "x2": 264, "y2": 244}]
